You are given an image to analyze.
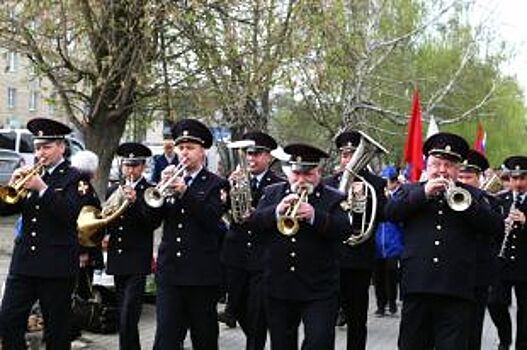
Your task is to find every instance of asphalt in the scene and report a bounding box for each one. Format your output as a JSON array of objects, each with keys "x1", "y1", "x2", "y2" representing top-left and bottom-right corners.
[{"x1": 0, "y1": 215, "x2": 506, "y2": 349}]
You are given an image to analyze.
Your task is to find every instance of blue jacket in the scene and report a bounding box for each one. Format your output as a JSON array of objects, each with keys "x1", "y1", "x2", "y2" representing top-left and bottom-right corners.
[{"x1": 375, "y1": 221, "x2": 403, "y2": 259}]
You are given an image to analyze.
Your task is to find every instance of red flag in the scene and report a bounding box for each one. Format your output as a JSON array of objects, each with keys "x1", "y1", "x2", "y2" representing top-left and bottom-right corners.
[
  {"x1": 403, "y1": 89, "x2": 423, "y2": 182},
  {"x1": 473, "y1": 121, "x2": 486, "y2": 155}
]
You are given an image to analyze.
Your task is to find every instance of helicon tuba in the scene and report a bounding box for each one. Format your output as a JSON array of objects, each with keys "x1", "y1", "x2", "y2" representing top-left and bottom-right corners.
[
  {"x1": 277, "y1": 183, "x2": 314, "y2": 236},
  {"x1": 0, "y1": 161, "x2": 45, "y2": 204},
  {"x1": 227, "y1": 140, "x2": 256, "y2": 224},
  {"x1": 338, "y1": 131, "x2": 388, "y2": 246},
  {"x1": 77, "y1": 176, "x2": 132, "y2": 247}
]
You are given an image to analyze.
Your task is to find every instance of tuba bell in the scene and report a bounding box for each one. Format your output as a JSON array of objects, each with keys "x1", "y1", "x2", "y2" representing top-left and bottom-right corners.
[
  {"x1": 77, "y1": 176, "x2": 132, "y2": 247},
  {"x1": 277, "y1": 183, "x2": 313, "y2": 236},
  {"x1": 227, "y1": 140, "x2": 256, "y2": 224},
  {"x1": 0, "y1": 161, "x2": 45, "y2": 204},
  {"x1": 338, "y1": 131, "x2": 388, "y2": 246}
]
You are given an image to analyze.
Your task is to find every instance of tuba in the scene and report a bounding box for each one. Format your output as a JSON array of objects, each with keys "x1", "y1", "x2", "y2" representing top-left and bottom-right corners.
[
  {"x1": 481, "y1": 173, "x2": 503, "y2": 194},
  {"x1": 0, "y1": 161, "x2": 45, "y2": 204},
  {"x1": 77, "y1": 176, "x2": 132, "y2": 247},
  {"x1": 338, "y1": 131, "x2": 388, "y2": 246},
  {"x1": 144, "y1": 161, "x2": 187, "y2": 208},
  {"x1": 277, "y1": 183, "x2": 313, "y2": 236},
  {"x1": 227, "y1": 140, "x2": 256, "y2": 224}
]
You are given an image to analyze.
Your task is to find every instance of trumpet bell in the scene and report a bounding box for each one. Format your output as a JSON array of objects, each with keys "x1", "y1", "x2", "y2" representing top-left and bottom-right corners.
[
  {"x1": 445, "y1": 186, "x2": 472, "y2": 212},
  {"x1": 0, "y1": 186, "x2": 23, "y2": 205},
  {"x1": 144, "y1": 187, "x2": 164, "y2": 208},
  {"x1": 277, "y1": 216, "x2": 299, "y2": 236}
]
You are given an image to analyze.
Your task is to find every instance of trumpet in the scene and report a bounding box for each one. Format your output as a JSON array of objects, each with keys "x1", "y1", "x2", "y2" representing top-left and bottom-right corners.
[
  {"x1": 0, "y1": 161, "x2": 46, "y2": 204},
  {"x1": 277, "y1": 183, "x2": 314, "y2": 236},
  {"x1": 144, "y1": 161, "x2": 187, "y2": 208},
  {"x1": 442, "y1": 177, "x2": 472, "y2": 212}
]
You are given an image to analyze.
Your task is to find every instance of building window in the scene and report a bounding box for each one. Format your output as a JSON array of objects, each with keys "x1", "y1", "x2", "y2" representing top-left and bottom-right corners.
[
  {"x1": 7, "y1": 87, "x2": 16, "y2": 109},
  {"x1": 48, "y1": 92, "x2": 57, "y2": 115},
  {"x1": 29, "y1": 91, "x2": 38, "y2": 111},
  {"x1": 7, "y1": 51, "x2": 17, "y2": 72}
]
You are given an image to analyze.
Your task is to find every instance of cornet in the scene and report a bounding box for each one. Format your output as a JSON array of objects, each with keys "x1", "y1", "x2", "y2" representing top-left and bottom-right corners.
[
  {"x1": 0, "y1": 161, "x2": 46, "y2": 204},
  {"x1": 441, "y1": 177, "x2": 472, "y2": 212},
  {"x1": 277, "y1": 183, "x2": 314, "y2": 236},
  {"x1": 144, "y1": 162, "x2": 187, "y2": 208}
]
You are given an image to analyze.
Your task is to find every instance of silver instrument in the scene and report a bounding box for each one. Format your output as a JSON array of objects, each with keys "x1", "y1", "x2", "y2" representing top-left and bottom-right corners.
[
  {"x1": 227, "y1": 140, "x2": 256, "y2": 224},
  {"x1": 498, "y1": 192, "x2": 522, "y2": 259},
  {"x1": 443, "y1": 177, "x2": 472, "y2": 212},
  {"x1": 144, "y1": 161, "x2": 187, "y2": 208},
  {"x1": 338, "y1": 131, "x2": 388, "y2": 246}
]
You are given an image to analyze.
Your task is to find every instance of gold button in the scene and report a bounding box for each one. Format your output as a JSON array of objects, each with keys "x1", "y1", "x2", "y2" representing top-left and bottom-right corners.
[
  {"x1": 118, "y1": 237, "x2": 122, "y2": 242},
  {"x1": 436, "y1": 225, "x2": 442, "y2": 230},
  {"x1": 176, "y1": 237, "x2": 181, "y2": 242},
  {"x1": 118, "y1": 249, "x2": 123, "y2": 254},
  {"x1": 433, "y1": 257, "x2": 439, "y2": 263},
  {"x1": 438, "y1": 210, "x2": 443, "y2": 215},
  {"x1": 290, "y1": 266, "x2": 295, "y2": 272},
  {"x1": 32, "y1": 217, "x2": 37, "y2": 223},
  {"x1": 247, "y1": 242, "x2": 252, "y2": 247},
  {"x1": 30, "y1": 246, "x2": 36, "y2": 251},
  {"x1": 291, "y1": 238, "x2": 296, "y2": 243},
  {"x1": 176, "y1": 251, "x2": 182, "y2": 257},
  {"x1": 178, "y1": 223, "x2": 183, "y2": 229},
  {"x1": 118, "y1": 226, "x2": 123, "y2": 231},
  {"x1": 31, "y1": 232, "x2": 36, "y2": 237},
  {"x1": 181, "y1": 208, "x2": 185, "y2": 214},
  {"x1": 35, "y1": 205, "x2": 40, "y2": 210},
  {"x1": 511, "y1": 256, "x2": 516, "y2": 260},
  {"x1": 290, "y1": 252, "x2": 296, "y2": 257},
  {"x1": 434, "y1": 240, "x2": 440, "y2": 246},
  {"x1": 248, "y1": 230, "x2": 252, "y2": 235}
]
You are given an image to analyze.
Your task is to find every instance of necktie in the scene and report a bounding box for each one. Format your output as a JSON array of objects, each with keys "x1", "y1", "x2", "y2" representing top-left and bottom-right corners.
[
  {"x1": 184, "y1": 175, "x2": 193, "y2": 186},
  {"x1": 250, "y1": 177, "x2": 258, "y2": 193}
]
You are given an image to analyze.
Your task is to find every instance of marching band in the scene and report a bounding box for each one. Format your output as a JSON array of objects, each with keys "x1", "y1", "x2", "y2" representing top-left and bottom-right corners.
[{"x1": 0, "y1": 117, "x2": 526, "y2": 350}]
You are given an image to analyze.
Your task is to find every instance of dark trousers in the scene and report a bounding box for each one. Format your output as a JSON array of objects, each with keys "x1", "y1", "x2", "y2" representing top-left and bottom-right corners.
[
  {"x1": 114, "y1": 274, "x2": 146, "y2": 350},
  {"x1": 225, "y1": 266, "x2": 268, "y2": 350},
  {"x1": 398, "y1": 294, "x2": 473, "y2": 350},
  {"x1": 468, "y1": 285, "x2": 489, "y2": 350},
  {"x1": 0, "y1": 274, "x2": 74, "y2": 350},
  {"x1": 153, "y1": 284, "x2": 219, "y2": 350},
  {"x1": 488, "y1": 280, "x2": 527, "y2": 349},
  {"x1": 266, "y1": 295, "x2": 338, "y2": 350},
  {"x1": 340, "y1": 268, "x2": 372, "y2": 350},
  {"x1": 373, "y1": 258, "x2": 398, "y2": 312}
]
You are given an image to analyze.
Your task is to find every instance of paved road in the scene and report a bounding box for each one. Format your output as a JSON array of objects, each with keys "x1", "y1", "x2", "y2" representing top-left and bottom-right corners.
[{"x1": 0, "y1": 215, "x2": 506, "y2": 349}]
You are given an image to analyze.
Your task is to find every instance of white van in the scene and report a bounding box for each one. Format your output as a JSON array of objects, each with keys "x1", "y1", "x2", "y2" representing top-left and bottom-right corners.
[{"x1": 0, "y1": 128, "x2": 85, "y2": 165}]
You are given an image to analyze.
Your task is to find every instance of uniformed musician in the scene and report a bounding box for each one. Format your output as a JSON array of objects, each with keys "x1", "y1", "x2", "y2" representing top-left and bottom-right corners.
[
  {"x1": 457, "y1": 149, "x2": 499, "y2": 350},
  {"x1": 324, "y1": 131, "x2": 386, "y2": 350},
  {"x1": 220, "y1": 131, "x2": 284, "y2": 350},
  {"x1": 250, "y1": 143, "x2": 349, "y2": 350},
  {"x1": 385, "y1": 132, "x2": 503, "y2": 350},
  {"x1": 105, "y1": 142, "x2": 157, "y2": 350},
  {"x1": 0, "y1": 118, "x2": 97, "y2": 350},
  {"x1": 487, "y1": 155, "x2": 527, "y2": 350},
  {"x1": 147, "y1": 118, "x2": 228, "y2": 350}
]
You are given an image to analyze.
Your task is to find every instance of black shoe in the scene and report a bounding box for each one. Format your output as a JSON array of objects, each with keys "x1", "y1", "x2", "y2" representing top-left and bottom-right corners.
[
  {"x1": 389, "y1": 304, "x2": 397, "y2": 315},
  {"x1": 498, "y1": 343, "x2": 510, "y2": 350},
  {"x1": 374, "y1": 308, "x2": 385, "y2": 317},
  {"x1": 335, "y1": 309, "x2": 347, "y2": 327},
  {"x1": 218, "y1": 310, "x2": 236, "y2": 328}
]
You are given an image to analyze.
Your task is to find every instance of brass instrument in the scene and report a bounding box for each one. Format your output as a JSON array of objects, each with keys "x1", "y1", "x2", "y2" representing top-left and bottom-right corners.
[
  {"x1": 227, "y1": 140, "x2": 256, "y2": 224},
  {"x1": 338, "y1": 131, "x2": 388, "y2": 246},
  {"x1": 144, "y1": 162, "x2": 187, "y2": 208},
  {"x1": 77, "y1": 176, "x2": 133, "y2": 247},
  {"x1": 0, "y1": 161, "x2": 45, "y2": 204},
  {"x1": 481, "y1": 173, "x2": 503, "y2": 194},
  {"x1": 277, "y1": 183, "x2": 313, "y2": 236},
  {"x1": 443, "y1": 177, "x2": 472, "y2": 212},
  {"x1": 498, "y1": 193, "x2": 522, "y2": 259}
]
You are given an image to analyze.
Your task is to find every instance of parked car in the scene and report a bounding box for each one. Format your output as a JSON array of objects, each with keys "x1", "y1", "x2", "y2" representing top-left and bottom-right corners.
[
  {"x1": 0, "y1": 149, "x2": 24, "y2": 185},
  {"x1": 0, "y1": 128, "x2": 85, "y2": 166}
]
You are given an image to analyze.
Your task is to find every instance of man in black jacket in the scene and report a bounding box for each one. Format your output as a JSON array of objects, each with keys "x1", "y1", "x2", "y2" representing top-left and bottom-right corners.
[
  {"x1": 250, "y1": 143, "x2": 349, "y2": 350},
  {"x1": 0, "y1": 118, "x2": 98, "y2": 350},
  {"x1": 487, "y1": 155, "x2": 527, "y2": 350},
  {"x1": 385, "y1": 132, "x2": 504, "y2": 350},
  {"x1": 105, "y1": 142, "x2": 157, "y2": 350},
  {"x1": 220, "y1": 131, "x2": 284, "y2": 350},
  {"x1": 148, "y1": 119, "x2": 228, "y2": 350},
  {"x1": 325, "y1": 131, "x2": 386, "y2": 350}
]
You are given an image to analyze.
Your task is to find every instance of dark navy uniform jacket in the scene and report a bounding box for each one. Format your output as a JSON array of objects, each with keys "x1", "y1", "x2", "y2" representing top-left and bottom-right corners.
[
  {"x1": 147, "y1": 168, "x2": 228, "y2": 286},
  {"x1": 249, "y1": 182, "x2": 350, "y2": 301},
  {"x1": 220, "y1": 169, "x2": 285, "y2": 271},
  {"x1": 151, "y1": 154, "x2": 178, "y2": 184},
  {"x1": 0, "y1": 161, "x2": 98, "y2": 278},
  {"x1": 325, "y1": 170, "x2": 386, "y2": 270},
  {"x1": 385, "y1": 182, "x2": 503, "y2": 301},
  {"x1": 498, "y1": 190, "x2": 527, "y2": 282},
  {"x1": 106, "y1": 177, "x2": 158, "y2": 275}
]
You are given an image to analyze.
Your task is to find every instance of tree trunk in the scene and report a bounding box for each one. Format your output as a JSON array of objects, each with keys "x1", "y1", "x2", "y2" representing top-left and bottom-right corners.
[{"x1": 82, "y1": 116, "x2": 128, "y2": 198}]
